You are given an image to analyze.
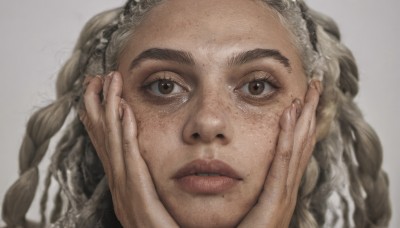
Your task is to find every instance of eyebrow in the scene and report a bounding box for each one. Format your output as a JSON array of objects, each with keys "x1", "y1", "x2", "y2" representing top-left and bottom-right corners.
[
  {"x1": 228, "y1": 48, "x2": 292, "y2": 72},
  {"x1": 129, "y1": 47, "x2": 292, "y2": 72},
  {"x1": 129, "y1": 48, "x2": 195, "y2": 70}
]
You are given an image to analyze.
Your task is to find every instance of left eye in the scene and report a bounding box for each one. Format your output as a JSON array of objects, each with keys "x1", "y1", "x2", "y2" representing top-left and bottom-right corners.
[
  {"x1": 239, "y1": 80, "x2": 274, "y2": 96},
  {"x1": 148, "y1": 79, "x2": 185, "y2": 96}
]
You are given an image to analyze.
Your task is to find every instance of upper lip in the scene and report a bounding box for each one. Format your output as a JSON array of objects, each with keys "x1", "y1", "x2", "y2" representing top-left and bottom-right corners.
[{"x1": 173, "y1": 159, "x2": 242, "y2": 180}]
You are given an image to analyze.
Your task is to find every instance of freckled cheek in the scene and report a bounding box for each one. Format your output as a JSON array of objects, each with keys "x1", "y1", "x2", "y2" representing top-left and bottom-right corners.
[
  {"x1": 134, "y1": 111, "x2": 182, "y2": 168},
  {"x1": 234, "y1": 109, "x2": 281, "y2": 176}
]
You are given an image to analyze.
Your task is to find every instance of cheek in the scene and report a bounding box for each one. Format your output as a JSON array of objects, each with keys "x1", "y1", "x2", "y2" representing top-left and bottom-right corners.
[
  {"x1": 235, "y1": 109, "x2": 281, "y2": 176},
  {"x1": 134, "y1": 109, "x2": 183, "y2": 170}
]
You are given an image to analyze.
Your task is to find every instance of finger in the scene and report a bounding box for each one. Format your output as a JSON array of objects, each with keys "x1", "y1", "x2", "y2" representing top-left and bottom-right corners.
[
  {"x1": 121, "y1": 102, "x2": 178, "y2": 227},
  {"x1": 83, "y1": 75, "x2": 96, "y2": 89},
  {"x1": 287, "y1": 80, "x2": 320, "y2": 188},
  {"x1": 81, "y1": 75, "x2": 106, "y2": 160},
  {"x1": 295, "y1": 91, "x2": 319, "y2": 187},
  {"x1": 260, "y1": 104, "x2": 296, "y2": 203},
  {"x1": 83, "y1": 76, "x2": 103, "y2": 123},
  {"x1": 81, "y1": 76, "x2": 114, "y2": 182},
  {"x1": 104, "y1": 72, "x2": 126, "y2": 185},
  {"x1": 122, "y1": 101, "x2": 157, "y2": 197},
  {"x1": 103, "y1": 72, "x2": 113, "y2": 104}
]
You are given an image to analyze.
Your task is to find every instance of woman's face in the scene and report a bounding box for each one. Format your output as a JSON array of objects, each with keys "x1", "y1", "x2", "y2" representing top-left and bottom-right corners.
[{"x1": 118, "y1": 0, "x2": 308, "y2": 227}]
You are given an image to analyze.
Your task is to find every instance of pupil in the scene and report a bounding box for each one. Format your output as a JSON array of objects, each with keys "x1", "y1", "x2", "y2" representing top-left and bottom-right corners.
[
  {"x1": 249, "y1": 81, "x2": 264, "y2": 95},
  {"x1": 158, "y1": 80, "x2": 174, "y2": 94}
]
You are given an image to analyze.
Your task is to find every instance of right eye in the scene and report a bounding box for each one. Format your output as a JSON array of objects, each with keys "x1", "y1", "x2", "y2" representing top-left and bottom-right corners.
[{"x1": 147, "y1": 79, "x2": 186, "y2": 96}]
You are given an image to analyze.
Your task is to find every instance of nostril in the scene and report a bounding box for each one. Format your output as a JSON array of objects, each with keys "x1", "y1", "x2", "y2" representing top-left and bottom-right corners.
[
  {"x1": 190, "y1": 133, "x2": 226, "y2": 142},
  {"x1": 192, "y1": 133, "x2": 200, "y2": 139}
]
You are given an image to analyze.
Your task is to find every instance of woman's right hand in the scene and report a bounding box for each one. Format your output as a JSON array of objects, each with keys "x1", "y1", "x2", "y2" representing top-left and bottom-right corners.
[{"x1": 80, "y1": 72, "x2": 178, "y2": 228}]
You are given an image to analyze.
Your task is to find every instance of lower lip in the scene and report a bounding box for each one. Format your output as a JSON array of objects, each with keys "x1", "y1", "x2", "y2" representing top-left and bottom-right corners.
[{"x1": 176, "y1": 175, "x2": 239, "y2": 194}]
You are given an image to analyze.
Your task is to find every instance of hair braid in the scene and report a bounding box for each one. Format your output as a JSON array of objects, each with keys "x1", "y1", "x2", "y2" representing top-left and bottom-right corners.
[
  {"x1": 46, "y1": 8, "x2": 125, "y2": 226},
  {"x1": 290, "y1": 157, "x2": 320, "y2": 228},
  {"x1": 39, "y1": 166, "x2": 52, "y2": 226},
  {"x1": 263, "y1": 1, "x2": 391, "y2": 227},
  {"x1": 339, "y1": 99, "x2": 391, "y2": 227},
  {"x1": 2, "y1": 92, "x2": 74, "y2": 227},
  {"x1": 49, "y1": 188, "x2": 63, "y2": 224},
  {"x1": 308, "y1": 7, "x2": 391, "y2": 227},
  {"x1": 1, "y1": 6, "x2": 123, "y2": 228}
]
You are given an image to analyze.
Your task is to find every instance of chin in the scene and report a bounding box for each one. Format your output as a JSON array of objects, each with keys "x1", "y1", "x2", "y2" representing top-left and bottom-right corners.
[
  {"x1": 163, "y1": 194, "x2": 253, "y2": 228},
  {"x1": 175, "y1": 212, "x2": 240, "y2": 228}
]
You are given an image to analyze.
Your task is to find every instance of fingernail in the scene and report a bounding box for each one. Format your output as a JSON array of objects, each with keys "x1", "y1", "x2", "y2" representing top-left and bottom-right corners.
[
  {"x1": 83, "y1": 76, "x2": 92, "y2": 87},
  {"x1": 95, "y1": 75, "x2": 103, "y2": 81},
  {"x1": 119, "y1": 99, "x2": 126, "y2": 119},
  {"x1": 290, "y1": 103, "x2": 297, "y2": 123},
  {"x1": 119, "y1": 105, "x2": 123, "y2": 120},
  {"x1": 312, "y1": 80, "x2": 323, "y2": 95},
  {"x1": 292, "y1": 98, "x2": 302, "y2": 119},
  {"x1": 109, "y1": 71, "x2": 116, "y2": 82},
  {"x1": 102, "y1": 76, "x2": 109, "y2": 100},
  {"x1": 105, "y1": 72, "x2": 113, "y2": 82}
]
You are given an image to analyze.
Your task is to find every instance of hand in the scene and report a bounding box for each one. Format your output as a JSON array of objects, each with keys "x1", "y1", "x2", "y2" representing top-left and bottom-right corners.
[
  {"x1": 80, "y1": 72, "x2": 178, "y2": 228},
  {"x1": 238, "y1": 80, "x2": 322, "y2": 228}
]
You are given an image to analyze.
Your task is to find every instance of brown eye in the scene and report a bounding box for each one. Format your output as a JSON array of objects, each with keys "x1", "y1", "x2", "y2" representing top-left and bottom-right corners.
[
  {"x1": 148, "y1": 79, "x2": 185, "y2": 96},
  {"x1": 248, "y1": 81, "x2": 265, "y2": 95},
  {"x1": 158, "y1": 79, "x2": 174, "y2": 94},
  {"x1": 238, "y1": 79, "x2": 274, "y2": 98}
]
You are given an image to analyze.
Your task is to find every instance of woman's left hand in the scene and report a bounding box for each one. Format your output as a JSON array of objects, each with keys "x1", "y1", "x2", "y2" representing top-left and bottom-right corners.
[{"x1": 237, "y1": 80, "x2": 321, "y2": 228}]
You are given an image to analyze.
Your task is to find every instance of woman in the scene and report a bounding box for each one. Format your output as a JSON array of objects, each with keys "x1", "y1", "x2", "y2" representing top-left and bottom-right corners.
[{"x1": 2, "y1": 0, "x2": 391, "y2": 227}]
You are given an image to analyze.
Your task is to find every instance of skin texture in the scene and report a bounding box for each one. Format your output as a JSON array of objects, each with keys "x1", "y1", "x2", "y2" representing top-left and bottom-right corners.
[{"x1": 80, "y1": 0, "x2": 322, "y2": 227}]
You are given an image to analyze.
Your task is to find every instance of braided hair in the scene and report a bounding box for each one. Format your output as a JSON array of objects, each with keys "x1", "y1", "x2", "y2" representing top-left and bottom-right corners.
[{"x1": 2, "y1": 0, "x2": 391, "y2": 227}]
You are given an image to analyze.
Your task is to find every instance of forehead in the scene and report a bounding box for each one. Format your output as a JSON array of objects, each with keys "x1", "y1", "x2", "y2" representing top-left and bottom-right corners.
[
  {"x1": 134, "y1": 0, "x2": 292, "y2": 44},
  {"x1": 122, "y1": 0, "x2": 302, "y2": 71}
]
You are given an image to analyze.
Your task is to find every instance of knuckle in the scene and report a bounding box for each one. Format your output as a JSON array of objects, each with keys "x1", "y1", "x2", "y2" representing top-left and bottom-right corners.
[
  {"x1": 279, "y1": 149, "x2": 291, "y2": 162},
  {"x1": 103, "y1": 97, "x2": 110, "y2": 106},
  {"x1": 104, "y1": 122, "x2": 113, "y2": 135},
  {"x1": 300, "y1": 138, "x2": 308, "y2": 150},
  {"x1": 123, "y1": 138, "x2": 131, "y2": 151}
]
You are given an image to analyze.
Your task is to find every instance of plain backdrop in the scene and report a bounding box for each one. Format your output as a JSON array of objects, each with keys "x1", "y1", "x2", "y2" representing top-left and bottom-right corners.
[{"x1": 0, "y1": 0, "x2": 398, "y2": 226}]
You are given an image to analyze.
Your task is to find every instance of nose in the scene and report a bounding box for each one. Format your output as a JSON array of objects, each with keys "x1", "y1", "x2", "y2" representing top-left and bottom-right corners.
[{"x1": 182, "y1": 94, "x2": 233, "y2": 145}]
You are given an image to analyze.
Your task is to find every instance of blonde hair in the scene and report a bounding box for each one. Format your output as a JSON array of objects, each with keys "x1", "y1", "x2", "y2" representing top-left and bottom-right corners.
[{"x1": 2, "y1": 0, "x2": 391, "y2": 227}]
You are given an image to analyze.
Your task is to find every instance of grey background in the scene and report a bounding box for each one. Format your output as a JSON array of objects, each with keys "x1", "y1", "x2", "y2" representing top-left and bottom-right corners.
[{"x1": 0, "y1": 0, "x2": 398, "y2": 226}]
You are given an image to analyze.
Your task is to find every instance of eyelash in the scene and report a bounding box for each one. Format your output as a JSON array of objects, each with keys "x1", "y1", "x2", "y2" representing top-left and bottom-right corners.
[
  {"x1": 142, "y1": 74, "x2": 187, "y2": 97},
  {"x1": 235, "y1": 74, "x2": 280, "y2": 100},
  {"x1": 140, "y1": 71, "x2": 280, "y2": 104}
]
